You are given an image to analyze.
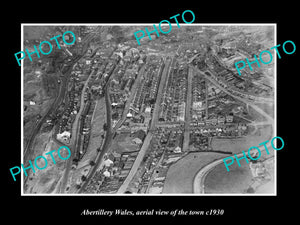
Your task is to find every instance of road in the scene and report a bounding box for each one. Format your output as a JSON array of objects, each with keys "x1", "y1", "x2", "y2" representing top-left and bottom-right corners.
[
  {"x1": 193, "y1": 141, "x2": 274, "y2": 193},
  {"x1": 59, "y1": 68, "x2": 96, "y2": 193},
  {"x1": 78, "y1": 81, "x2": 113, "y2": 193},
  {"x1": 191, "y1": 66, "x2": 274, "y2": 124},
  {"x1": 112, "y1": 61, "x2": 147, "y2": 132},
  {"x1": 193, "y1": 156, "x2": 228, "y2": 194},
  {"x1": 150, "y1": 56, "x2": 172, "y2": 130},
  {"x1": 23, "y1": 26, "x2": 103, "y2": 190},
  {"x1": 117, "y1": 56, "x2": 173, "y2": 193},
  {"x1": 24, "y1": 70, "x2": 68, "y2": 160},
  {"x1": 23, "y1": 61, "x2": 78, "y2": 186},
  {"x1": 183, "y1": 65, "x2": 193, "y2": 152},
  {"x1": 191, "y1": 63, "x2": 273, "y2": 104},
  {"x1": 192, "y1": 65, "x2": 275, "y2": 194},
  {"x1": 24, "y1": 27, "x2": 101, "y2": 161}
]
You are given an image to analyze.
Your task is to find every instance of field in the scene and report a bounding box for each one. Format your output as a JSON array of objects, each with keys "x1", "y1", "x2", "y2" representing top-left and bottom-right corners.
[
  {"x1": 24, "y1": 26, "x2": 56, "y2": 41},
  {"x1": 247, "y1": 105, "x2": 270, "y2": 122},
  {"x1": 204, "y1": 158, "x2": 253, "y2": 194},
  {"x1": 163, "y1": 152, "x2": 229, "y2": 193},
  {"x1": 163, "y1": 124, "x2": 274, "y2": 194},
  {"x1": 23, "y1": 69, "x2": 55, "y2": 147},
  {"x1": 110, "y1": 132, "x2": 140, "y2": 154},
  {"x1": 23, "y1": 132, "x2": 66, "y2": 194},
  {"x1": 204, "y1": 155, "x2": 275, "y2": 194},
  {"x1": 254, "y1": 102, "x2": 274, "y2": 119}
]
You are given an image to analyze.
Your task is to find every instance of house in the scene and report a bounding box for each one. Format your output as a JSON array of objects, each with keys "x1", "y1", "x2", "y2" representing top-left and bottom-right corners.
[
  {"x1": 112, "y1": 152, "x2": 121, "y2": 159},
  {"x1": 174, "y1": 146, "x2": 182, "y2": 153},
  {"x1": 57, "y1": 131, "x2": 71, "y2": 142},
  {"x1": 104, "y1": 158, "x2": 114, "y2": 167},
  {"x1": 119, "y1": 169, "x2": 130, "y2": 178},
  {"x1": 217, "y1": 115, "x2": 225, "y2": 124},
  {"x1": 132, "y1": 137, "x2": 143, "y2": 145},
  {"x1": 226, "y1": 115, "x2": 233, "y2": 123},
  {"x1": 126, "y1": 112, "x2": 133, "y2": 118},
  {"x1": 103, "y1": 170, "x2": 111, "y2": 177},
  {"x1": 256, "y1": 166, "x2": 265, "y2": 177},
  {"x1": 86, "y1": 59, "x2": 92, "y2": 65},
  {"x1": 145, "y1": 106, "x2": 151, "y2": 114}
]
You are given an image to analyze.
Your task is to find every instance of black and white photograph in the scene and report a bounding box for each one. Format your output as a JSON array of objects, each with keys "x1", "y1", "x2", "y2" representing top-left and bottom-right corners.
[
  {"x1": 4, "y1": 4, "x2": 298, "y2": 223},
  {"x1": 21, "y1": 24, "x2": 276, "y2": 195}
]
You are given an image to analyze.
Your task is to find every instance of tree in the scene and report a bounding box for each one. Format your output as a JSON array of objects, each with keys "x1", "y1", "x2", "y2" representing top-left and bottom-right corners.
[
  {"x1": 89, "y1": 160, "x2": 96, "y2": 166},
  {"x1": 73, "y1": 158, "x2": 79, "y2": 163},
  {"x1": 103, "y1": 123, "x2": 108, "y2": 131},
  {"x1": 149, "y1": 99, "x2": 155, "y2": 105},
  {"x1": 246, "y1": 187, "x2": 255, "y2": 193},
  {"x1": 81, "y1": 175, "x2": 87, "y2": 182},
  {"x1": 112, "y1": 112, "x2": 119, "y2": 120}
]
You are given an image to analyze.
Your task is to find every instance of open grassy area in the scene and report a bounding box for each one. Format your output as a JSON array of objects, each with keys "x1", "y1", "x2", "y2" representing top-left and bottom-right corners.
[
  {"x1": 23, "y1": 62, "x2": 58, "y2": 148},
  {"x1": 248, "y1": 105, "x2": 270, "y2": 122},
  {"x1": 204, "y1": 158, "x2": 253, "y2": 194},
  {"x1": 163, "y1": 152, "x2": 229, "y2": 193},
  {"x1": 163, "y1": 124, "x2": 273, "y2": 194},
  {"x1": 254, "y1": 102, "x2": 274, "y2": 119},
  {"x1": 23, "y1": 132, "x2": 66, "y2": 194},
  {"x1": 110, "y1": 132, "x2": 140, "y2": 154},
  {"x1": 24, "y1": 26, "x2": 56, "y2": 41},
  {"x1": 204, "y1": 155, "x2": 275, "y2": 194}
]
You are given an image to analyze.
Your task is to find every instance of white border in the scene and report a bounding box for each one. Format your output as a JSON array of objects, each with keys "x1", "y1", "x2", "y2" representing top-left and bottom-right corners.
[{"x1": 21, "y1": 23, "x2": 277, "y2": 196}]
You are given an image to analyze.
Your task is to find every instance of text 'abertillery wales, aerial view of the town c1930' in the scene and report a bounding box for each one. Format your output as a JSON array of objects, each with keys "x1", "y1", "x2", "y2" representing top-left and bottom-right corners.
[{"x1": 22, "y1": 24, "x2": 275, "y2": 195}]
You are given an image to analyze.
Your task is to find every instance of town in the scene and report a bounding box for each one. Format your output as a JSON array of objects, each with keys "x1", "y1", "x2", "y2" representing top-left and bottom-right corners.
[{"x1": 22, "y1": 25, "x2": 275, "y2": 194}]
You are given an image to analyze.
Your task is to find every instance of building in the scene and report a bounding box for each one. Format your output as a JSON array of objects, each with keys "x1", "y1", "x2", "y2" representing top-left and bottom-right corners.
[
  {"x1": 104, "y1": 158, "x2": 114, "y2": 167},
  {"x1": 29, "y1": 101, "x2": 36, "y2": 105},
  {"x1": 57, "y1": 131, "x2": 71, "y2": 142},
  {"x1": 132, "y1": 138, "x2": 143, "y2": 145},
  {"x1": 145, "y1": 106, "x2": 151, "y2": 114},
  {"x1": 103, "y1": 170, "x2": 111, "y2": 177},
  {"x1": 174, "y1": 146, "x2": 182, "y2": 153},
  {"x1": 226, "y1": 115, "x2": 233, "y2": 123},
  {"x1": 217, "y1": 115, "x2": 225, "y2": 124}
]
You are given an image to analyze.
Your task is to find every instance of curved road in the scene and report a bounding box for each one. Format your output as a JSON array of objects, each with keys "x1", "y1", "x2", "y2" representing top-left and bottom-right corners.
[
  {"x1": 193, "y1": 120, "x2": 274, "y2": 193},
  {"x1": 191, "y1": 66, "x2": 274, "y2": 123},
  {"x1": 193, "y1": 152, "x2": 244, "y2": 194},
  {"x1": 78, "y1": 82, "x2": 113, "y2": 193},
  {"x1": 193, "y1": 140, "x2": 275, "y2": 193},
  {"x1": 59, "y1": 68, "x2": 96, "y2": 193},
  {"x1": 191, "y1": 63, "x2": 275, "y2": 194},
  {"x1": 191, "y1": 66, "x2": 273, "y2": 104}
]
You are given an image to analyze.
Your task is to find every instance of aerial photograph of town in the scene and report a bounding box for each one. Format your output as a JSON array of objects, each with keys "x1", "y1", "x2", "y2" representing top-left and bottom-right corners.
[{"x1": 22, "y1": 24, "x2": 275, "y2": 195}]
